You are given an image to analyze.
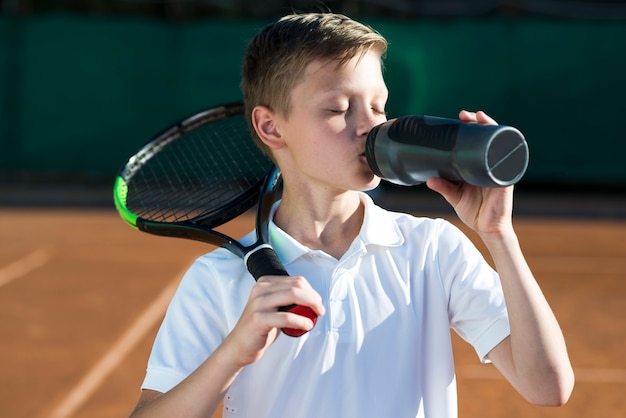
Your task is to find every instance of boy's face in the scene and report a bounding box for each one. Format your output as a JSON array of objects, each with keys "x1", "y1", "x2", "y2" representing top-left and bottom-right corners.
[{"x1": 274, "y1": 49, "x2": 388, "y2": 194}]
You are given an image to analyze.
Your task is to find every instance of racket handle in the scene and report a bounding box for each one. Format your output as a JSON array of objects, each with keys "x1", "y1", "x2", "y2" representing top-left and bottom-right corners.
[
  {"x1": 246, "y1": 245, "x2": 290, "y2": 277},
  {"x1": 246, "y1": 245, "x2": 318, "y2": 337}
]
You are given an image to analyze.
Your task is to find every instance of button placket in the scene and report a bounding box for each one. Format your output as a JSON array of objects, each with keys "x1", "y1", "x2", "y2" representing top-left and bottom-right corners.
[{"x1": 328, "y1": 251, "x2": 362, "y2": 333}]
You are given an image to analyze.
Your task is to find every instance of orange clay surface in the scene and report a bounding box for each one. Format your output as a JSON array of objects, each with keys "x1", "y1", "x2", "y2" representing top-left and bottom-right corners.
[{"x1": 1, "y1": 208, "x2": 625, "y2": 418}]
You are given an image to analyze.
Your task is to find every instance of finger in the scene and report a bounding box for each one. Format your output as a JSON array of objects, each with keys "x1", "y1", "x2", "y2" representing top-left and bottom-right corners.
[
  {"x1": 241, "y1": 297, "x2": 318, "y2": 338},
  {"x1": 252, "y1": 276, "x2": 326, "y2": 316},
  {"x1": 277, "y1": 308, "x2": 318, "y2": 333},
  {"x1": 459, "y1": 110, "x2": 498, "y2": 126},
  {"x1": 475, "y1": 110, "x2": 498, "y2": 125},
  {"x1": 426, "y1": 177, "x2": 462, "y2": 207},
  {"x1": 458, "y1": 110, "x2": 477, "y2": 122}
]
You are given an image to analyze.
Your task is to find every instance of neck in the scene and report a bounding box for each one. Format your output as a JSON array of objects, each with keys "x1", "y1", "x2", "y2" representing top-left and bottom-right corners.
[{"x1": 274, "y1": 189, "x2": 364, "y2": 260}]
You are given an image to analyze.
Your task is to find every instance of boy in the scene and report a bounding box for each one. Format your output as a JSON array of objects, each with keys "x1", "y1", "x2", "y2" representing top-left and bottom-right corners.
[{"x1": 130, "y1": 13, "x2": 574, "y2": 418}]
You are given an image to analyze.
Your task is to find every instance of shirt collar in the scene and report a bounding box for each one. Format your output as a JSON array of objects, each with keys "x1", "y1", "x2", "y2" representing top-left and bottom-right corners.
[{"x1": 268, "y1": 192, "x2": 405, "y2": 265}]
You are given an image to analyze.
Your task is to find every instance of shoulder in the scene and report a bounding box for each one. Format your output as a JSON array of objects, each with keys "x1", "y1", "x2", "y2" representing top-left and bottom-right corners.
[
  {"x1": 367, "y1": 199, "x2": 459, "y2": 242},
  {"x1": 363, "y1": 195, "x2": 476, "y2": 261},
  {"x1": 175, "y1": 231, "x2": 256, "y2": 300},
  {"x1": 185, "y1": 248, "x2": 244, "y2": 281},
  {"x1": 363, "y1": 191, "x2": 448, "y2": 228},
  {"x1": 188, "y1": 230, "x2": 257, "y2": 274}
]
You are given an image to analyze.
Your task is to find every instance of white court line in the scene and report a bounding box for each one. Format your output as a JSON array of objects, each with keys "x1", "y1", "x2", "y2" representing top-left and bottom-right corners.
[
  {"x1": 46, "y1": 272, "x2": 183, "y2": 418},
  {"x1": 460, "y1": 365, "x2": 626, "y2": 383},
  {"x1": 0, "y1": 248, "x2": 51, "y2": 288}
]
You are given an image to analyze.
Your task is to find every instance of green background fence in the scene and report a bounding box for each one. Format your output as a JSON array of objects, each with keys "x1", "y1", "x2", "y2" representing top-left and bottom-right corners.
[{"x1": 1, "y1": 14, "x2": 625, "y2": 186}]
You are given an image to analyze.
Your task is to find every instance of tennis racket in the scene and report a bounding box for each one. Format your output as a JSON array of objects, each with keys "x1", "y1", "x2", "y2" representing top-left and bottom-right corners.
[{"x1": 113, "y1": 101, "x2": 317, "y2": 337}]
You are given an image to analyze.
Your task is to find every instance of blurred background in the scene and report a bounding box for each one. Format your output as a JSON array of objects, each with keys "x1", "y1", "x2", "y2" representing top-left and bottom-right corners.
[{"x1": 1, "y1": 0, "x2": 625, "y2": 210}]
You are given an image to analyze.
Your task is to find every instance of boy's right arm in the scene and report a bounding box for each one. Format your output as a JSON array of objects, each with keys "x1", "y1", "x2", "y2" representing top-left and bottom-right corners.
[
  {"x1": 129, "y1": 338, "x2": 248, "y2": 417},
  {"x1": 129, "y1": 274, "x2": 324, "y2": 418}
]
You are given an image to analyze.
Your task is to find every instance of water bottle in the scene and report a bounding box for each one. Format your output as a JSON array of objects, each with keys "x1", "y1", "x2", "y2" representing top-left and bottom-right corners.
[{"x1": 365, "y1": 115, "x2": 529, "y2": 187}]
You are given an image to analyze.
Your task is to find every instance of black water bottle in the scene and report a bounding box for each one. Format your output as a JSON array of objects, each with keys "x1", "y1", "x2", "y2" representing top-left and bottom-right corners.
[{"x1": 365, "y1": 115, "x2": 529, "y2": 187}]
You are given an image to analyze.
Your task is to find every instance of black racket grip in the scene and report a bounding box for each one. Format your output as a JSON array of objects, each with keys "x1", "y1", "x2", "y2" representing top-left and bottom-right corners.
[{"x1": 246, "y1": 246, "x2": 318, "y2": 337}]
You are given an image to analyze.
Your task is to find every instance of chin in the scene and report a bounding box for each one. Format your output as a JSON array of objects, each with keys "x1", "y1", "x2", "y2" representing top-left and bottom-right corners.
[{"x1": 361, "y1": 175, "x2": 382, "y2": 192}]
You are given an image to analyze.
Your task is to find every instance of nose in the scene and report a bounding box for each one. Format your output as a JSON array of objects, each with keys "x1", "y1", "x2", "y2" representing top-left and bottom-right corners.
[{"x1": 356, "y1": 109, "x2": 387, "y2": 139}]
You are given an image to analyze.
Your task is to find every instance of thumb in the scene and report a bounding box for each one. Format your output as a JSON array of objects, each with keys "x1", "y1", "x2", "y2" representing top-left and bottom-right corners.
[{"x1": 426, "y1": 177, "x2": 462, "y2": 206}]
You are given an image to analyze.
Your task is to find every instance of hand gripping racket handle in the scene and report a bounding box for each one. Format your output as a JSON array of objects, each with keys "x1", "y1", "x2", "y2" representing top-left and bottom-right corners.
[{"x1": 246, "y1": 245, "x2": 318, "y2": 337}]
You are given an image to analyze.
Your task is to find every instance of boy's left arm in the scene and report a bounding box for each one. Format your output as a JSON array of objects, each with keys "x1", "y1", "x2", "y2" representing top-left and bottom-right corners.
[
  {"x1": 479, "y1": 218, "x2": 574, "y2": 406},
  {"x1": 427, "y1": 110, "x2": 575, "y2": 406}
]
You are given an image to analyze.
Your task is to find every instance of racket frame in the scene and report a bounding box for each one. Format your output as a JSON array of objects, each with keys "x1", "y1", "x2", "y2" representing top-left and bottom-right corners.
[{"x1": 113, "y1": 104, "x2": 316, "y2": 337}]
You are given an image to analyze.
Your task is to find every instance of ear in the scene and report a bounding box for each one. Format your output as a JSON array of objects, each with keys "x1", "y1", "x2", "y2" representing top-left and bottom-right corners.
[{"x1": 251, "y1": 105, "x2": 285, "y2": 150}]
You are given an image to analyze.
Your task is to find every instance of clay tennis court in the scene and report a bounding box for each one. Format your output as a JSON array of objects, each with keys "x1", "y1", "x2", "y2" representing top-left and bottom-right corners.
[{"x1": 1, "y1": 189, "x2": 625, "y2": 418}]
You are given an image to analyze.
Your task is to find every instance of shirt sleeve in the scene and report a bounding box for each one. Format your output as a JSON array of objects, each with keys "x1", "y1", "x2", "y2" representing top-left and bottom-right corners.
[
  {"x1": 435, "y1": 220, "x2": 511, "y2": 363},
  {"x1": 141, "y1": 250, "x2": 250, "y2": 392}
]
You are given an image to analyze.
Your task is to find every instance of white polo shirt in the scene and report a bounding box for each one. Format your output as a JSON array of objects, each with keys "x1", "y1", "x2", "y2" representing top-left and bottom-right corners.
[{"x1": 142, "y1": 193, "x2": 510, "y2": 418}]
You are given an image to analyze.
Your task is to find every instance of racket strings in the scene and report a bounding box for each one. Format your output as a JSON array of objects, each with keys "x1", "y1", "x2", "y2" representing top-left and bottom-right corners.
[{"x1": 124, "y1": 114, "x2": 271, "y2": 224}]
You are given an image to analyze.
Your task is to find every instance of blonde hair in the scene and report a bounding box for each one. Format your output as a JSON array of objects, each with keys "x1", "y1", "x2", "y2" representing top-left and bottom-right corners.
[{"x1": 241, "y1": 13, "x2": 388, "y2": 157}]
